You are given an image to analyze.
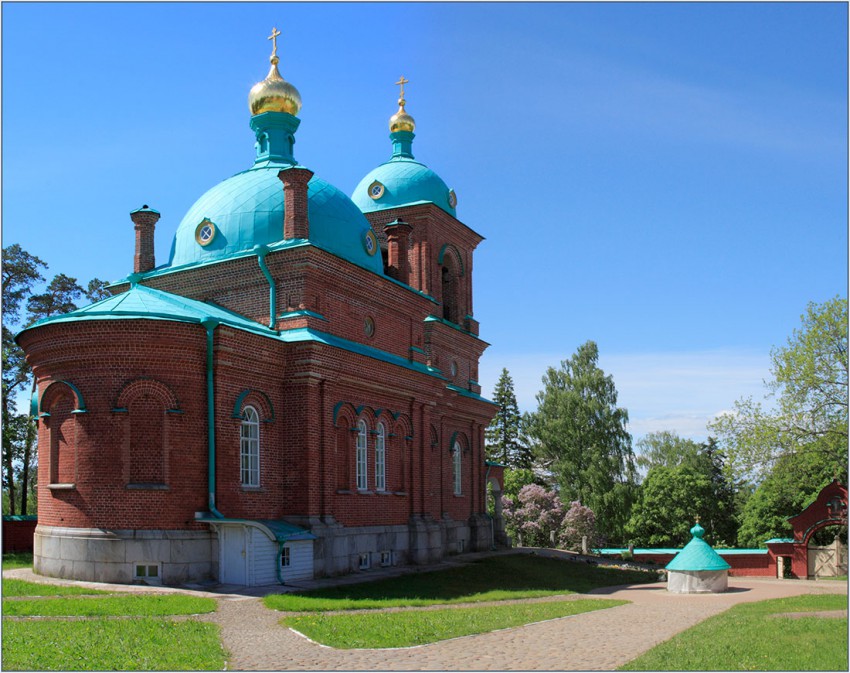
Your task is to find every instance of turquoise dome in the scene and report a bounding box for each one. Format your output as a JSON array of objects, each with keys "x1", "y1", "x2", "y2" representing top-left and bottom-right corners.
[
  {"x1": 353, "y1": 156, "x2": 456, "y2": 217},
  {"x1": 167, "y1": 163, "x2": 384, "y2": 275},
  {"x1": 353, "y1": 124, "x2": 456, "y2": 218}
]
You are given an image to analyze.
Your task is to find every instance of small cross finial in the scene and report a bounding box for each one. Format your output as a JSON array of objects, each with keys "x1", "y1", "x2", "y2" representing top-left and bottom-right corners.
[
  {"x1": 395, "y1": 75, "x2": 409, "y2": 101},
  {"x1": 268, "y1": 27, "x2": 282, "y2": 59}
]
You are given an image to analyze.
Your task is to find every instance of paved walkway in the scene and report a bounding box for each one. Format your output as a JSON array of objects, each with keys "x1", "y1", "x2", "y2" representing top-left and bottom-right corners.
[{"x1": 5, "y1": 560, "x2": 847, "y2": 670}]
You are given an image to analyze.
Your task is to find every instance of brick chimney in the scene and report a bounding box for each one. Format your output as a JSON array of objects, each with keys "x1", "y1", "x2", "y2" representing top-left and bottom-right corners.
[
  {"x1": 278, "y1": 167, "x2": 314, "y2": 240},
  {"x1": 384, "y1": 218, "x2": 413, "y2": 284},
  {"x1": 130, "y1": 205, "x2": 161, "y2": 273}
]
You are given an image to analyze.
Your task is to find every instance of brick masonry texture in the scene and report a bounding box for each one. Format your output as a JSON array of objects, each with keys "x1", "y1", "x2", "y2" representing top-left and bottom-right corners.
[{"x1": 19, "y1": 171, "x2": 501, "y2": 584}]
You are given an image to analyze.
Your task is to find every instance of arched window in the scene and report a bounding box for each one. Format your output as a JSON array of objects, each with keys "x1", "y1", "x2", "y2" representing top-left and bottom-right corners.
[
  {"x1": 375, "y1": 422, "x2": 386, "y2": 492},
  {"x1": 453, "y1": 441, "x2": 462, "y2": 495},
  {"x1": 356, "y1": 419, "x2": 368, "y2": 490},
  {"x1": 241, "y1": 406, "x2": 260, "y2": 487}
]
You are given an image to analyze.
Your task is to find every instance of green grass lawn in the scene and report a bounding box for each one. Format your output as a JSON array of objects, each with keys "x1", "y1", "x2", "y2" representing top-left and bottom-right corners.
[
  {"x1": 4, "y1": 593, "x2": 217, "y2": 617},
  {"x1": 265, "y1": 553, "x2": 657, "y2": 611},
  {"x1": 284, "y1": 597, "x2": 628, "y2": 648},
  {"x1": 2, "y1": 618, "x2": 225, "y2": 671},
  {"x1": 2, "y1": 551, "x2": 33, "y2": 570},
  {"x1": 620, "y1": 593, "x2": 848, "y2": 671},
  {"x1": 2, "y1": 578, "x2": 108, "y2": 597},
  {"x1": 2, "y1": 573, "x2": 224, "y2": 671}
]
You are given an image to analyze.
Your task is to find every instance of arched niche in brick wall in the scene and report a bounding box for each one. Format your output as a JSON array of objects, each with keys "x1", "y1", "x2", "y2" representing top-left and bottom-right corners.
[
  {"x1": 40, "y1": 381, "x2": 85, "y2": 486},
  {"x1": 438, "y1": 243, "x2": 465, "y2": 324},
  {"x1": 115, "y1": 379, "x2": 180, "y2": 488},
  {"x1": 390, "y1": 414, "x2": 413, "y2": 493},
  {"x1": 332, "y1": 402, "x2": 358, "y2": 491}
]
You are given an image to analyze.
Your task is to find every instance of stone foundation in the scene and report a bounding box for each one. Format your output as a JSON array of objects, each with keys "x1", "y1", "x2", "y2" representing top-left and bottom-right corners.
[
  {"x1": 34, "y1": 514, "x2": 495, "y2": 585},
  {"x1": 33, "y1": 525, "x2": 217, "y2": 585}
]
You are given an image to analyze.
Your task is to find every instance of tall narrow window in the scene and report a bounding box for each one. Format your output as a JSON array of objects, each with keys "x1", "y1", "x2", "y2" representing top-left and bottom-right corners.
[
  {"x1": 375, "y1": 422, "x2": 386, "y2": 492},
  {"x1": 241, "y1": 406, "x2": 260, "y2": 486},
  {"x1": 356, "y1": 419, "x2": 368, "y2": 490},
  {"x1": 453, "y1": 441, "x2": 462, "y2": 495}
]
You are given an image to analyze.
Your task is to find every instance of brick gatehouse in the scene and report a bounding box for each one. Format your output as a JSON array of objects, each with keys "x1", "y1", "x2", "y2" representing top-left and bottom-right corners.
[{"x1": 17, "y1": 33, "x2": 504, "y2": 586}]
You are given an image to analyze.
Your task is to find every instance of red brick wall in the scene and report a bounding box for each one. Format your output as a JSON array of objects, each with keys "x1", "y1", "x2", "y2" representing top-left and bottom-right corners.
[
  {"x1": 20, "y1": 317, "x2": 495, "y2": 532},
  {"x1": 624, "y1": 551, "x2": 775, "y2": 576},
  {"x1": 2, "y1": 518, "x2": 37, "y2": 552},
  {"x1": 21, "y1": 198, "x2": 497, "y2": 542}
]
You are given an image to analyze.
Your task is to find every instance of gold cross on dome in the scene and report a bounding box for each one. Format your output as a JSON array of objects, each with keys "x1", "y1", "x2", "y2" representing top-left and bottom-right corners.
[
  {"x1": 268, "y1": 27, "x2": 281, "y2": 58},
  {"x1": 395, "y1": 75, "x2": 409, "y2": 99}
]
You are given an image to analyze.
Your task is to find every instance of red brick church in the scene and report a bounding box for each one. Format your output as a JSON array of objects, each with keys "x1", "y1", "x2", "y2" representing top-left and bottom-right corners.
[{"x1": 17, "y1": 32, "x2": 503, "y2": 586}]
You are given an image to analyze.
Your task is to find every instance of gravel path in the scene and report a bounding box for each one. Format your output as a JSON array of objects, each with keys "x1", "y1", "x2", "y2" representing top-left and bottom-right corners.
[{"x1": 6, "y1": 561, "x2": 847, "y2": 671}]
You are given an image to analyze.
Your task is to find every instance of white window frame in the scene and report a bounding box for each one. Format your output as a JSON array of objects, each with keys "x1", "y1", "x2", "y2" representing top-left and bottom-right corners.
[
  {"x1": 281, "y1": 546, "x2": 291, "y2": 568},
  {"x1": 240, "y1": 406, "x2": 260, "y2": 487},
  {"x1": 359, "y1": 552, "x2": 371, "y2": 570},
  {"x1": 375, "y1": 422, "x2": 386, "y2": 492},
  {"x1": 356, "y1": 419, "x2": 368, "y2": 490},
  {"x1": 453, "y1": 440, "x2": 462, "y2": 495},
  {"x1": 134, "y1": 563, "x2": 161, "y2": 581}
]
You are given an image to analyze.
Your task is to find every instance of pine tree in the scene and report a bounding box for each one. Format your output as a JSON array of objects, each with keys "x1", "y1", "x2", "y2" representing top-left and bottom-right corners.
[{"x1": 486, "y1": 368, "x2": 529, "y2": 467}]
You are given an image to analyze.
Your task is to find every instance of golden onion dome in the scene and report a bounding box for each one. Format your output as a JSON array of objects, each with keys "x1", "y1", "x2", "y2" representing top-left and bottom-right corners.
[
  {"x1": 389, "y1": 75, "x2": 415, "y2": 133},
  {"x1": 389, "y1": 99, "x2": 416, "y2": 133},
  {"x1": 248, "y1": 29, "x2": 301, "y2": 116},
  {"x1": 249, "y1": 55, "x2": 302, "y2": 116}
]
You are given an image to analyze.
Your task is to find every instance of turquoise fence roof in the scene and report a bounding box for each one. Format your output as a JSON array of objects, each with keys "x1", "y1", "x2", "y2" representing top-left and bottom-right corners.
[{"x1": 599, "y1": 548, "x2": 768, "y2": 556}]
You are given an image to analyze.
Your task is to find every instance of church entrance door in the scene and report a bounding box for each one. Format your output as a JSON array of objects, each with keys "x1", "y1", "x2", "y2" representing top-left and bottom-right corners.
[{"x1": 220, "y1": 525, "x2": 248, "y2": 585}]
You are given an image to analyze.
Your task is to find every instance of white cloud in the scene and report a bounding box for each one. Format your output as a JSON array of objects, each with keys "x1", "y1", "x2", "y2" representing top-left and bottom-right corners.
[{"x1": 479, "y1": 349, "x2": 771, "y2": 442}]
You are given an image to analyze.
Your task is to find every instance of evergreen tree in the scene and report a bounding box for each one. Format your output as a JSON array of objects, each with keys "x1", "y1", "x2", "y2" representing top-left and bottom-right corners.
[
  {"x1": 526, "y1": 341, "x2": 637, "y2": 542},
  {"x1": 2, "y1": 245, "x2": 45, "y2": 515},
  {"x1": 485, "y1": 368, "x2": 531, "y2": 467},
  {"x1": 2, "y1": 246, "x2": 93, "y2": 515}
]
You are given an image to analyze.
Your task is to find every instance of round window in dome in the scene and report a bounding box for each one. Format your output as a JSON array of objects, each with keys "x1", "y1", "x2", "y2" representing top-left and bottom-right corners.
[
  {"x1": 195, "y1": 219, "x2": 216, "y2": 247},
  {"x1": 363, "y1": 229, "x2": 378, "y2": 256},
  {"x1": 368, "y1": 181, "x2": 385, "y2": 200},
  {"x1": 447, "y1": 189, "x2": 458, "y2": 209}
]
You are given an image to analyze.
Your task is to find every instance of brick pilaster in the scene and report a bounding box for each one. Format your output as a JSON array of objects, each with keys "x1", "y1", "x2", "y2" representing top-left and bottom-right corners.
[
  {"x1": 279, "y1": 167, "x2": 314, "y2": 240},
  {"x1": 384, "y1": 218, "x2": 413, "y2": 284}
]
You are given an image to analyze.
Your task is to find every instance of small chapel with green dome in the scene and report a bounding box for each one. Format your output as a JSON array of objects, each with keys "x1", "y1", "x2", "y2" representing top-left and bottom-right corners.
[{"x1": 17, "y1": 30, "x2": 503, "y2": 586}]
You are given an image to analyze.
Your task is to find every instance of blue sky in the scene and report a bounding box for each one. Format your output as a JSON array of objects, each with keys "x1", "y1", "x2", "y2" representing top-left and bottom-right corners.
[{"x1": 3, "y1": 2, "x2": 847, "y2": 442}]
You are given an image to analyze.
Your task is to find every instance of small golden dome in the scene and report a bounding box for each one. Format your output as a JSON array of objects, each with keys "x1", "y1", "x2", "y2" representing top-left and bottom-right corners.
[
  {"x1": 249, "y1": 56, "x2": 302, "y2": 116},
  {"x1": 389, "y1": 75, "x2": 415, "y2": 133},
  {"x1": 389, "y1": 98, "x2": 416, "y2": 133}
]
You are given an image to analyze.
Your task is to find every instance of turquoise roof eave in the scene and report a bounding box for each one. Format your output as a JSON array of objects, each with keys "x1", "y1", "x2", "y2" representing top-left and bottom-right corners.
[
  {"x1": 15, "y1": 284, "x2": 275, "y2": 342},
  {"x1": 110, "y1": 240, "x2": 438, "y2": 305},
  {"x1": 424, "y1": 315, "x2": 490, "y2": 344},
  {"x1": 278, "y1": 327, "x2": 446, "y2": 381},
  {"x1": 199, "y1": 517, "x2": 316, "y2": 542},
  {"x1": 16, "y1": 287, "x2": 456, "y2": 385},
  {"x1": 446, "y1": 384, "x2": 496, "y2": 406}
]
